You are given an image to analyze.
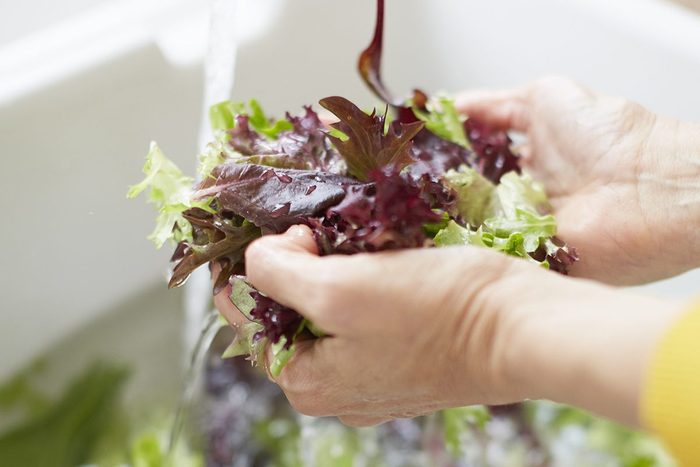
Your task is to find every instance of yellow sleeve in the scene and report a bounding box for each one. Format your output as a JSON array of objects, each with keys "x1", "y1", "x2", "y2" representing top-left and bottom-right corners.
[{"x1": 642, "y1": 301, "x2": 700, "y2": 466}]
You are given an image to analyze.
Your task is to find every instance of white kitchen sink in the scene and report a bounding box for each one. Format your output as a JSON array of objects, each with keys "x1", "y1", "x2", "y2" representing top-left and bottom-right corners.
[{"x1": 1, "y1": 0, "x2": 699, "y2": 384}]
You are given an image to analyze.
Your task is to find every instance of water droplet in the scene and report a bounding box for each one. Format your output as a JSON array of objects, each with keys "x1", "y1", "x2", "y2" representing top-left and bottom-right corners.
[{"x1": 270, "y1": 202, "x2": 291, "y2": 218}]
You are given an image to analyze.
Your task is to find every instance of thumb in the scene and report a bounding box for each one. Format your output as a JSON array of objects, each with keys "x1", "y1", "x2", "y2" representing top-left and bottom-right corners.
[{"x1": 245, "y1": 225, "x2": 330, "y2": 323}]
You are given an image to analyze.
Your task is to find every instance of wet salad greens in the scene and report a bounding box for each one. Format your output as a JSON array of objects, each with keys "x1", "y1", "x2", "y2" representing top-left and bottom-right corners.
[
  {"x1": 129, "y1": 0, "x2": 577, "y2": 376},
  {"x1": 130, "y1": 94, "x2": 578, "y2": 374}
]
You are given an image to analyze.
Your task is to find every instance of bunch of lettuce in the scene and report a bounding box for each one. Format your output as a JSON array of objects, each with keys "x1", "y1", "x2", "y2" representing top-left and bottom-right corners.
[
  {"x1": 129, "y1": 94, "x2": 576, "y2": 375},
  {"x1": 130, "y1": 0, "x2": 576, "y2": 375}
]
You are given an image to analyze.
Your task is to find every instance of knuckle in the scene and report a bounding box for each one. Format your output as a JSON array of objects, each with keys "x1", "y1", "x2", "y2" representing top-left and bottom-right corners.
[{"x1": 244, "y1": 238, "x2": 266, "y2": 267}]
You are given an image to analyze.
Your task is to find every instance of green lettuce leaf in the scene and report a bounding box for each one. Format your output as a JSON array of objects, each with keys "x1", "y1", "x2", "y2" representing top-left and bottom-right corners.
[
  {"x1": 491, "y1": 171, "x2": 551, "y2": 218},
  {"x1": 484, "y1": 171, "x2": 556, "y2": 254},
  {"x1": 413, "y1": 96, "x2": 470, "y2": 149},
  {"x1": 443, "y1": 166, "x2": 495, "y2": 226},
  {"x1": 434, "y1": 220, "x2": 484, "y2": 248},
  {"x1": 196, "y1": 136, "x2": 237, "y2": 179},
  {"x1": 269, "y1": 338, "x2": 296, "y2": 378},
  {"x1": 222, "y1": 279, "x2": 265, "y2": 360},
  {"x1": 435, "y1": 170, "x2": 558, "y2": 265},
  {"x1": 209, "y1": 99, "x2": 292, "y2": 138},
  {"x1": 128, "y1": 143, "x2": 213, "y2": 248},
  {"x1": 485, "y1": 209, "x2": 556, "y2": 253},
  {"x1": 221, "y1": 278, "x2": 266, "y2": 362}
]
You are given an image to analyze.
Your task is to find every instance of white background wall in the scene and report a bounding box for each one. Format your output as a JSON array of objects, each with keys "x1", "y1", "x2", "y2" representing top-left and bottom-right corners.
[{"x1": 1, "y1": 0, "x2": 699, "y2": 381}]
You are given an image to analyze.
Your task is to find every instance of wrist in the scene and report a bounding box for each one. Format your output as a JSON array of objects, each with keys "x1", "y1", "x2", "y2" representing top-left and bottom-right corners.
[
  {"x1": 641, "y1": 118, "x2": 700, "y2": 271},
  {"x1": 502, "y1": 273, "x2": 683, "y2": 427}
]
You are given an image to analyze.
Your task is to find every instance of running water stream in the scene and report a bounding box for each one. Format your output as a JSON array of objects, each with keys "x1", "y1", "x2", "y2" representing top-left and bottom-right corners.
[
  {"x1": 169, "y1": 0, "x2": 240, "y2": 457},
  {"x1": 168, "y1": 311, "x2": 222, "y2": 456},
  {"x1": 183, "y1": 0, "x2": 240, "y2": 359}
]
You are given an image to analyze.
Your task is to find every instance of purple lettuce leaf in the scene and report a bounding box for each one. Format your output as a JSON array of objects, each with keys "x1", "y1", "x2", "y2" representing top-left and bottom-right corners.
[
  {"x1": 169, "y1": 209, "x2": 260, "y2": 293},
  {"x1": 408, "y1": 128, "x2": 476, "y2": 179},
  {"x1": 248, "y1": 291, "x2": 305, "y2": 350},
  {"x1": 465, "y1": 119, "x2": 521, "y2": 183},
  {"x1": 227, "y1": 107, "x2": 345, "y2": 173},
  {"x1": 357, "y1": 0, "x2": 395, "y2": 105},
  {"x1": 320, "y1": 96, "x2": 424, "y2": 181},
  {"x1": 313, "y1": 167, "x2": 446, "y2": 254},
  {"x1": 195, "y1": 163, "x2": 358, "y2": 233}
]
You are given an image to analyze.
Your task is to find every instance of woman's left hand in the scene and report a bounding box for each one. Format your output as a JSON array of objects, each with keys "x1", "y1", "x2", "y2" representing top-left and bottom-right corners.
[{"x1": 215, "y1": 225, "x2": 680, "y2": 428}]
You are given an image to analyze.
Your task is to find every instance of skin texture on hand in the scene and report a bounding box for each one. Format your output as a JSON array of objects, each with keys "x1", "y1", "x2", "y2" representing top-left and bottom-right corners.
[
  {"x1": 456, "y1": 76, "x2": 700, "y2": 285},
  {"x1": 216, "y1": 226, "x2": 682, "y2": 428},
  {"x1": 218, "y1": 226, "x2": 526, "y2": 426},
  {"x1": 213, "y1": 77, "x2": 698, "y2": 430}
]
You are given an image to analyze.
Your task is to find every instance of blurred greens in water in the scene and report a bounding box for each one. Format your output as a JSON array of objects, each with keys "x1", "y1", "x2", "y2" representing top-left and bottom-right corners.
[
  {"x1": 0, "y1": 363, "x2": 128, "y2": 467},
  {"x1": 0, "y1": 363, "x2": 202, "y2": 467},
  {"x1": 533, "y1": 403, "x2": 677, "y2": 467},
  {"x1": 0, "y1": 356, "x2": 676, "y2": 467}
]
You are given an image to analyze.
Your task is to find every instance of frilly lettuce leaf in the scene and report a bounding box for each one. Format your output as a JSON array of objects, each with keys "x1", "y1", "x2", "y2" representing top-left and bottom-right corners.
[
  {"x1": 435, "y1": 221, "x2": 534, "y2": 259},
  {"x1": 222, "y1": 278, "x2": 264, "y2": 360},
  {"x1": 197, "y1": 136, "x2": 237, "y2": 179},
  {"x1": 443, "y1": 166, "x2": 495, "y2": 226},
  {"x1": 203, "y1": 99, "x2": 294, "y2": 179},
  {"x1": 491, "y1": 171, "x2": 551, "y2": 218},
  {"x1": 436, "y1": 170, "x2": 559, "y2": 266},
  {"x1": 209, "y1": 99, "x2": 292, "y2": 138},
  {"x1": 320, "y1": 96, "x2": 424, "y2": 181},
  {"x1": 485, "y1": 209, "x2": 556, "y2": 253},
  {"x1": 485, "y1": 171, "x2": 556, "y2": 254},
  {"x1": 414, "y1": 96, "x2": 471, "y2": 149},
  {"x1": 128, "y1": 143, "x2": 213, "y2": 248},
  {"x1": 434, "y1": 220, "x2": 482, "y2": 247}
]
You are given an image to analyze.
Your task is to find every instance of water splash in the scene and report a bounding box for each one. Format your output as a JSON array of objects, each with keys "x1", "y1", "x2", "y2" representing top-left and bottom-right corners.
[
  {"x1": 176, "y1": 1, "x2": 239, "y2": 458},
  {"x1": 183, "y1": 0, "x2": 240, "y2": 363},
  {"x1": 168, "y1": 310, "x2": 222, "y2": 457}
]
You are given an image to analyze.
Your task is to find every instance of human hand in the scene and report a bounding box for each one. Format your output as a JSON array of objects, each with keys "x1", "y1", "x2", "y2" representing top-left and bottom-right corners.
[
  {"x1": 216, "y1": 225, "x2": 527, "y2": 426},
  {"x1": 215, "y1": 225, "x2": 681, "y2": 428},
  {"x1": 457, "y1": 76, "x2": 700, "y2": 285}
]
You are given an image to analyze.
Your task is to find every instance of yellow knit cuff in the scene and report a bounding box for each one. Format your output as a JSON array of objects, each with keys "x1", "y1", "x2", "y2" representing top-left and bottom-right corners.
[{"x1": 642, "y1": 300, "x2": 700, "y2": 466}]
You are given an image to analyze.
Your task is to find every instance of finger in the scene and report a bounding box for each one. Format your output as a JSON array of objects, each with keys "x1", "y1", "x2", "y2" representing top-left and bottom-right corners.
[
  {"x1": 454, "y1": 87, "x2": 532, "y2": 131},
  {"x1": 284, "y1": 224, "x2": 320, "y2": 254},
  {"x1": 338, "y1": 415, "x2": 391, "y2": 428},
  {"x1": 245, "y1": 225, "x2": 338, "y2": 327},
  {"x1": 213, "y1": 285, "x2": 249, "y2": 327},
  {"x1": 273, "y1": 338, "x2": 350, "y2": 417}
]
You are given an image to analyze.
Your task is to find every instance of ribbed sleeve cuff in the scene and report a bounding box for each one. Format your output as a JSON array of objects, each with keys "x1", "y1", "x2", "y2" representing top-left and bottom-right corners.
[{"x1": 642, "y1": 300, "x2": 700, "y2": 466}]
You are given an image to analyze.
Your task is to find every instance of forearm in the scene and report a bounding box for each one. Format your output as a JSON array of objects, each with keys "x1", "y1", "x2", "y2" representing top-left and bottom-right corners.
[{"x1": 501, "y1": 272, "x2": 683, "y2": 427}]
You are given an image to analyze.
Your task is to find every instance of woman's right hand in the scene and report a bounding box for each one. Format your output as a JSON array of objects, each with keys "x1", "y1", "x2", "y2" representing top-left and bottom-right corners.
[{"x1": 457, "y1": 76, "x2": 700, "y2": 285}]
